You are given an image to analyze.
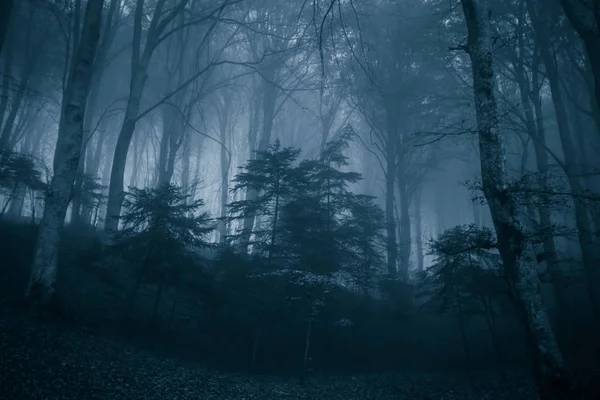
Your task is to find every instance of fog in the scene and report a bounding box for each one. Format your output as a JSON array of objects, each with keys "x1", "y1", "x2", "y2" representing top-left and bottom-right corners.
[{"x1": 0, "y1": 0, "x2": 599, "y2": 399}]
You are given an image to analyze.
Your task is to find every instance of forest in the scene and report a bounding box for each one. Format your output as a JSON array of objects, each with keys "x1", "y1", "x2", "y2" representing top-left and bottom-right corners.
[{"x1": 0, "y1": 0, "x2": 599, "y2": 399}]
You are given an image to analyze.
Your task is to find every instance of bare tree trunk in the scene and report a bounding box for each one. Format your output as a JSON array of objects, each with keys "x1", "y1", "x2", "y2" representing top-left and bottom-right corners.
[
  {"x1": 0, "y1": 6, "x2": 44, "y2": 149},
  {"x1": 71, "y1": 0, "x2": 119, "y2": 226},
  {"x1": 460, "y1": 1, "x2": 571, "y2": 397},
  {"x1": 560, "y1": 0, "x2": 600, "y2": 113},
  {"x1": 508, "y1": 28, "x2": 569, "y2": 335},
  {"x1": 7, "y1": 184, "x2": 25, "y2": 219},
  {"x1": 250, "y1": 325, "x2": 261, "y2": 373},
  {"x1": 397, "y1": 167, "x2": 411, "y2": 280},
  {"x1": 105, "y1": 0, "x2": 166, "y2": 232},
  {"x1": 240, "y1": 77, "x2": 277, "y2": 251},
  {"x1": 435, "y1": 185, "x2": 447, "y2": 235},
  {"x1": 0, "y1": 39, "x2": 13, "y2": 132},
  {"x1": 385, "y1": 155, "x2": 397, "y2": 276},
  {"x1": 299, "y1": 316, "x2": 313, "y2": 385},
  {"x1": 152, "y1": 279, "x2": 165, "y2": 323},
  {"x1": 414, "y1": 186, "x2": 424, "y2": 273},
  {"x1": 26, "y1": 0, "x2": 105, "y2": 304},
  {"x1": 105, "y1": 72, "x2": 148, "y2": 232},
  {"x1": 455, "y1": 286, "x2": 471, "y2": 365},
  {"x1": 0, "y1": 0, "x2": 14, "y2": 57},
  {"x1": 217, "y1": 91, "x2": 231, "y2": 242},
  {"x1": 0, "y1": 67, "x2": 33, "y2": 148},
  {"x1": 385, "y1": 110, "x2": 398, "y2": 276},
  {"x1": 527, "y1": 0, "x2": 600, "y2": 321},
  {"x1": 482, "y1": 295, "x2": 505, "y2": 379}
]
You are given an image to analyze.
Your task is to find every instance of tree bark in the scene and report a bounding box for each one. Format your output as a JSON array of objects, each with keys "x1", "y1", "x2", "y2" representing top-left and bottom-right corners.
[
  {"x1": 26, "y1": 0, "x2": 105, "y2": 304},
  {"x1": 460, "y1": 1, "x2": 571, "y2": 398}
]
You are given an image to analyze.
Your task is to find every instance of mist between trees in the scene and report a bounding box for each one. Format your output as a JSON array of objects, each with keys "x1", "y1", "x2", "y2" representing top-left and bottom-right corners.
[{"x1": 0, "y1": 0, "x2": 600, "y2": 399}]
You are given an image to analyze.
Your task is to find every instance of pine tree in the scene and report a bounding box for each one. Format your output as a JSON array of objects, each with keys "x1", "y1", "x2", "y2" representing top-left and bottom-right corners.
[
  {"x1": 112, "y1": 183, "x2": 213, "y2": 320},
  {"x1": 227, "y1": 139, "x2": 301, "y2": 259}
]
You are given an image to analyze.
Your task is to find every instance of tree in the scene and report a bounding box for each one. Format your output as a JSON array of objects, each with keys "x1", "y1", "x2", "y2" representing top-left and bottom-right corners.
[
  {"x1": 422, "y1": 225, "x2": 506, "y2": 367},
  {"x1": 237, "y1": 0, "x2": 315, "y2": 250},
  {"x1": 71, "y1": 0, "x2": 121, "y2": 226},
  {"x1": 26, "y1": 0, "x2": 105, "y2": 304},
  {"x1": 459, "y1": 0, "x2": 572, "y2": 397},
  {"x1": 560, "y1": 0, "x2": 600, "y2": 113},
  {"x1": 227, "y1": 139, "x2": 301, "y2": 258},
  {"x1": 0, "y1": 150, "x2": 44, "y2": 219},
  {"x1": 112, "y1": 183, "x2": 213, "y2": 321},
  {"x1": 104, "y1": 0, "x2": 234, "y2": 233},
  {"x1": 526, "y1": 0, "x2": 600, "y2": 320},
  {"x1": 0, "y1": 0, "x2": 14, "y2": 56},
  {"x1": 345, "y1": 0, "x2": 451, "y2": 279}
]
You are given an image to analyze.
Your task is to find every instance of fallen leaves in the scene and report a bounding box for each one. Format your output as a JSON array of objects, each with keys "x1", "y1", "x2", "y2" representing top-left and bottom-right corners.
[{"x1": 0, "y1": 307, "x2": 539, "y2": 399}]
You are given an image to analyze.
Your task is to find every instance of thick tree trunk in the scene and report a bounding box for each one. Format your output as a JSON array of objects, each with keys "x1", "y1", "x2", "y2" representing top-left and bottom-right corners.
[
  {"x1": 460, "y1": 1, "x2": 571, "y2": 398},
  {"x1": 26, "y1": 0, "x2": 104, "y2": 304}
]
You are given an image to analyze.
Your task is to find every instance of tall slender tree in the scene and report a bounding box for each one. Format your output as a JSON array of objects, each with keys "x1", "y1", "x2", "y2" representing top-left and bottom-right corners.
[
  {"x1": 26, "y1": 0, "x2": 106, "y2": 303},
  {"x1": 459, "y1": 0, "x2": 571, "y2": 397}
]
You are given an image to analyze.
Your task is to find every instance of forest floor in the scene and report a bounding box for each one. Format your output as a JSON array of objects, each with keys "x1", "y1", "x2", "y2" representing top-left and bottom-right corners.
[{"x1": 0, "y1": 302, "x2": 539, "y2": 400}]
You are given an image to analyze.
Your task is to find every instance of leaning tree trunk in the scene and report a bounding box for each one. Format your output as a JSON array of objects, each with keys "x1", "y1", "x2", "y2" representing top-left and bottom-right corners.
[
  {"x1": 26, "y1": 0, "x2": 105, "y2": 304},
  {"x1": 460, "y1": 1, "x2": 572, "y2": 398}
]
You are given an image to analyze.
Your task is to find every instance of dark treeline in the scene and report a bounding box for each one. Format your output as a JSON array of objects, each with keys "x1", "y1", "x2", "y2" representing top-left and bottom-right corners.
[{"x1": 0, "y1": 0, "x2": 599, "y2": 399}]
